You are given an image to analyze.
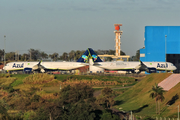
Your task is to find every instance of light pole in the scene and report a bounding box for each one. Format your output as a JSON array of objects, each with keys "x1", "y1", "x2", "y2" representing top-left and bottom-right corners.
[
  {"x1": 4, "y1": 35, "x2": 6, "y2": 68},
  {"x1": 165, "y1": 35, "x2": 167, "y2": 73},
  {"x1": 167, "y1": 105, "x2": 179, "y2": 120},
  {"x1": 178, "y1": 105, "x2": 179, "y2": 120}
]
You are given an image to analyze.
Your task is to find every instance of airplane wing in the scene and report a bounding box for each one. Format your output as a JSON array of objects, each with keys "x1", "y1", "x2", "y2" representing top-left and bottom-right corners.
[
  {"x1": 32, "y1": 61, "x2": 46, "y2": 73},
  {"x1": 134, "y1": 61, "x2": 156, "y2": 73}
]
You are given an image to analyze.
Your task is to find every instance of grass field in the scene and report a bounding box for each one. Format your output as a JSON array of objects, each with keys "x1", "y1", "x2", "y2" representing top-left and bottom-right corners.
[
  {"x1": 0, "y1": 73, "x2": 137, "y2": 94},
  {"x1": 114, "y1": 73, "x2": 180, "y2": 118},
  {"x1": 2, "y1": 73, "x2": 178, "y2": 118}
]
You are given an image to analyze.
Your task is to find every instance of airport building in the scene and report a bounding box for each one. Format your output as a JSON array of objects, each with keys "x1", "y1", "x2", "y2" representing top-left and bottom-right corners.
[{"x1": 140, "y1": 26, "x2": 180, "y2": 73}]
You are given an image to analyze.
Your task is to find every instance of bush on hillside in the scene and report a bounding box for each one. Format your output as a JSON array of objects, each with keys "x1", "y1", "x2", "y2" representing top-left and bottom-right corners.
[{"x1": 23, "y1": 74, "x2": 54, "y2": 84}]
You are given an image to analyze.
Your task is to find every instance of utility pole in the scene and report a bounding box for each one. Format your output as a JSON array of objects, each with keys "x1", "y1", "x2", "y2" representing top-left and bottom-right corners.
[
  {"x1": 15, "y1": 51, "x2": 17, "y2": 61},
  {"x1": 30, "y1": 49, "x2": 31, "y2": 61},
  {"x1": 15, "y1": 51, "x2": 19, "y2": 61}
]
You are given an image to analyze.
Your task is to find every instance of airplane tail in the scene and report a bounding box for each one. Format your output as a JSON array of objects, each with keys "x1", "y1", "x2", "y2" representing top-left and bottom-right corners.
[
  {"x1": 88, "y1": 48, "x2": 103, "y2": 62},
  {"x1": 76, "y1": 49, "x2": 90, "y2": 63}
]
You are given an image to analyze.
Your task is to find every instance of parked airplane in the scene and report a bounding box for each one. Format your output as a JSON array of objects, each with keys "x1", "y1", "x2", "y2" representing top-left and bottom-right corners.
[
  {"x1": 87, "y1": 48, "x2": 177, "y2": 73},
  {"x1": 3, "y1": 50, "x2": 90, "y2": 73}
]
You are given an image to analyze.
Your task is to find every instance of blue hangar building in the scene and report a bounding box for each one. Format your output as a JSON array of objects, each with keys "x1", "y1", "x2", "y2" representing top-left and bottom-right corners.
[{"x1": 140, "y1": 26, "x2": 180, "y2": 73}]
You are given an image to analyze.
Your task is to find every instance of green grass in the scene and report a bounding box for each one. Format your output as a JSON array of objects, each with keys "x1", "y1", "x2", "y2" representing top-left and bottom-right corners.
[
  {"x1": 113, "y1": 87, "x2": 129, "y2": 92},
  {"x1": 0, "y1": 74, "x2": 138, "y2": 91},
  {"x1": 11, "y1": 74, "x2": 29, "y2": 79},
  {"x1": 10, "y1": 74, "x2": 29, "y2": 87},
  {"x1": 54, "y1": 74, "x2": 69, "y2": 81},
  {"x1": 11, "y1": 80, "x2": 23, "y2": 87},
  {"x1": 0, "y1": 73, "x2": 11, "y2": 78},
  {"x1": 93, "y1": 88, "x2": 103, "y2": 91},
  {"x1": 114, "y1": 73, "x2": 176, "y2": 117},
  {"x1": 54, "y1": 74, "x2": 135, "y2": 83}
]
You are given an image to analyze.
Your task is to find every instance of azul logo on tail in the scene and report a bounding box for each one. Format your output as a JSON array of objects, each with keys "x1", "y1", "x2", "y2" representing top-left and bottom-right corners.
[
  {"x1": 92, "y1": 54, "x2": 97, "y2": 61},
  {"x1": 12, "y1": 63, "x2": 24, "y2": 68},
  {"x1": 157, "y1": 63, "x2": 168, "y2": 68},
  {"x1": 88, "y1": 48, "x2": 102, "y2": 62},
  {"x1": 77, "y1": 49, "x2": 90, "y2": 63},
  {"x1": 82, "y1": 55, "x2": 88, "y2": 62}
]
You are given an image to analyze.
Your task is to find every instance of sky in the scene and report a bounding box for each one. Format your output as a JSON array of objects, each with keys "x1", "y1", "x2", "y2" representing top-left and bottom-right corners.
[{"x1": 1, "y1": 0, "x2": 180, "y2": 56}]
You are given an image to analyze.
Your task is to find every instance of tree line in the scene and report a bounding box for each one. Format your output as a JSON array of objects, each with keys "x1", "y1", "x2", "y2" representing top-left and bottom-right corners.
[
  {"x1": 0, "y1": 48, "x2": 141, "y2": 63},
  {"x1": 0, "y1": 49, "x2": 128, "y2": 62}
]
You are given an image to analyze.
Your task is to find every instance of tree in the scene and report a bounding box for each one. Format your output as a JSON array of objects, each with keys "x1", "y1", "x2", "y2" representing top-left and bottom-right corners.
[
  {"x1": 58, "y1": 84, "x2": 109, "y2": 120},
  {"x1": 0, "y1": 49, "x2": 4, "y2": 62},
  {"x1": 108, "y1": 50, "x2": 115, "y2": 55},
  {"x1": 150, "y1": 83, "x2": 165, "y2": 115},
  {"x1": 28, "y1": 49, "x2": 41, "y2": 61},
  {"x1": 74, "y1": 50, "x2": 81, "y2": 61},
  {"x1": 6, "y1": 52, "x2": 15, "y2": 61},
  {"x1": 49, "y1": 53, "x2": 59, "y2": 61},
  {"x1": 100, "y1": 110, "x2": 120, "y2": 120},
  {"x1": 40, "y1": 52, "x2": 48, "y2": 59},
  {"x1": 96, "y1": 87, "x2": 115, "y2": 109},
  {"x1": 59, "y1": 52, "x2": 68, "y2": 61},
  {"x1": 68, "y1": 101, "x2": 97, "y2": 120},
  {"x1": 131, "y1": 49, "x2": 140, "y2": 61},
  {"x1": 120, "y1": 50, "x2": 126, "y2": 55},
  {"x1": 20, "y1": 53, "x2": 29, "y2": 61},
  {"x1": 101, "y1": 87, "x2": 113, "y2": 96},
  {"x1": 69, "y1": 50, "x2": 76, "y2": 61},
  {"x1": 0, "y1": 104, "x2": 7, "y2": 116},
  {"x1": 105, "y1": 57, "x2": 113, "y2": 61},
  {"x1": 59, "y1": 84, "x2": 94, "y2": 106}
]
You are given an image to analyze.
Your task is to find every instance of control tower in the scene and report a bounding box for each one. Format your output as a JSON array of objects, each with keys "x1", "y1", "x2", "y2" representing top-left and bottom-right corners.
[
  {"x1": 114, "y1": 24, "x2": 123, "y2": 56},
  {"x1": 98, "y1": 24, "x2": 130, "y2": 61}
]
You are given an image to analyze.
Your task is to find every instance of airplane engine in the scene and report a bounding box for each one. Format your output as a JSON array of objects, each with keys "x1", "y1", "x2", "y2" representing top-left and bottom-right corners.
[
  {"x1": 32, "y1": 61, "x2": 46, "y2": 73},
  {"x1": 24, "y1": 68, "x2": 32, "y2": 73},
  {"x1": 131, "y1": 69, "x2": 141, "y2": 74},
  {"x1": 146, "y1": 68, "x2": 156, "y2": 73},
  {"x1": 40, "y1": 69, "x2": 45, "y2": 73}
]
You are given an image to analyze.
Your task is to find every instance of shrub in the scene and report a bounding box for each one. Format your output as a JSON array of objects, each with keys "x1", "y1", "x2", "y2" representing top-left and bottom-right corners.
[{"x1": 23, "y1": 73, "x2": 54, "y2": 84}]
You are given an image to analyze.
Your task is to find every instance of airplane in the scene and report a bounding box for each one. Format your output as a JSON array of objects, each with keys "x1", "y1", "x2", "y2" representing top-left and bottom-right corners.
[
  {"x1": 3, "y1": 50, "x2": 90, "y2": 73},
  {"x1": 87, "y1": 48, "x2": 177, "y2": 73}
]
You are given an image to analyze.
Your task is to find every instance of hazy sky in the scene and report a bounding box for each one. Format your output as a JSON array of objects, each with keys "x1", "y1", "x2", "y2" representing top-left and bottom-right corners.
[{"x1": 1, "y1": 0, "x2": 180, "y2": 56}]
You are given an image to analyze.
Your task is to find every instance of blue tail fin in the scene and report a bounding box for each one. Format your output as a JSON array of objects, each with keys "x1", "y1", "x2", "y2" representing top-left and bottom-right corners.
[
  {"x1": 76, "y1": 49, "x2": 90, "y2": 63},
  {"x1": 88, "y1": 48, "x2": 103, "y2": 62}
]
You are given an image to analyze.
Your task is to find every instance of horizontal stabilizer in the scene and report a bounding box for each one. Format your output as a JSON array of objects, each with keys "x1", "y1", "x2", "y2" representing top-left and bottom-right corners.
[{"x1": 93, "y1": 63, "x2": 101, "y2": 66}]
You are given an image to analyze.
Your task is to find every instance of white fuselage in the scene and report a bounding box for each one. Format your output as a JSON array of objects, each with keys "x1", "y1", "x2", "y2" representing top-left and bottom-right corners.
[
  {"x1": 94, "y1": 61, "x2": 177, "y2": 71},
  {"x1": 3, "y1": 61, "x2": 87, "y2": 71}
]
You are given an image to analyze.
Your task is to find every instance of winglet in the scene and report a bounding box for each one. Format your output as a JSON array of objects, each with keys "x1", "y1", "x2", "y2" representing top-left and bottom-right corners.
[
  {"x1": 37, "y1": 61, "x2": 42, "y2": 66},
  {"x1": 139, "y1": 60, "x2": 143, "y2": 64}
]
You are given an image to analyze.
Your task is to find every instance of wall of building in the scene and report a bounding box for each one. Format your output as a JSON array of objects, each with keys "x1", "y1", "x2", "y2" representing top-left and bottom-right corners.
[{"x1": 140, "y1": 26, "x2": 180, "y2": 73}]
